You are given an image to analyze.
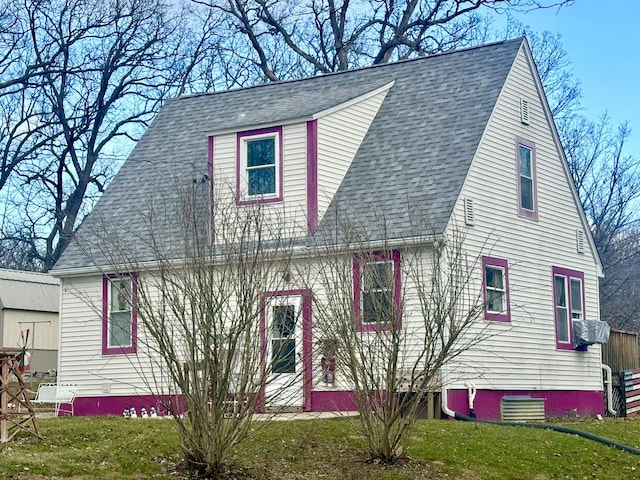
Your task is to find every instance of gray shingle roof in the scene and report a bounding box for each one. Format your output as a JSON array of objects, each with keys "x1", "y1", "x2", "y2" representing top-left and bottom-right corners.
[{"x1": 52, "y1": 38, "x2": 524, "y2": 273}]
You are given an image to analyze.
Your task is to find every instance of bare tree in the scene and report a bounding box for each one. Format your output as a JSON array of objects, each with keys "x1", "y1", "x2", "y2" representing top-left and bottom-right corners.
[
  {"x1": 0, "y1": 0, "x2": 225, "y2": 271},
  {"x1": 81, "y1": 181, "x2": 301, "y2": 476},
  {"x1": 304, "y1": 220, "x2": 489, "y2": 462},
  {"x1": 598, "y1": 228, "x2": 640, "y2": 330},
  {"x1": 560, "y1": 114, "x2": 640, "y2": 328},
  {"x1": 196, "y1": 0, "x2": 571, "y2": 82},
  {"x1": 515, "y1": 25, "x2": 640, "y2": 328}
]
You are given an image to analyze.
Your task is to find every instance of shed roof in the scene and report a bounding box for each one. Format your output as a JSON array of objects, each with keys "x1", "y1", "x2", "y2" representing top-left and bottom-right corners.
[
  {"x1": 52, "y1": 37, "x2": 524, "y2": 273},
  {"x1": 0, "y1": 269, "x2": 59, "y2": 312}
]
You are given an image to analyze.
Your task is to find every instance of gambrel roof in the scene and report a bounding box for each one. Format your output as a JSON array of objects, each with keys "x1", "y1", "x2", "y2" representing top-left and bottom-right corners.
[
  {"x1": 53, "y1": 38, "x2": 529, "y2": 272},
  {"x1": 0, "y1": 269, "x2": 59, "y2": 312}
]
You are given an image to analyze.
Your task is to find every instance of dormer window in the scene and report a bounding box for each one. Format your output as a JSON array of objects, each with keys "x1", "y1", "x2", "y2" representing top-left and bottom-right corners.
[{"x1": 237, "y1": 126, "x2": 283, "y2": 204}]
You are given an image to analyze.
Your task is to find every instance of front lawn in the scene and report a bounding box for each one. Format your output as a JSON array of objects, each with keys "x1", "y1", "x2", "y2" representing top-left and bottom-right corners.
[{"x1": 1, "y1": 416, "x2": 640, "y2": 479}]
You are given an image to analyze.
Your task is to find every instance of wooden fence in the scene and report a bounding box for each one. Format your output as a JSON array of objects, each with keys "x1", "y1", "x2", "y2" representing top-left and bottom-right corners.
[
  {"x1": 602, "y1": 328, "x2": 640, "y2": 416},
  {"x1": 601, "y1": 328, "x2": 639, "y2": 376}
]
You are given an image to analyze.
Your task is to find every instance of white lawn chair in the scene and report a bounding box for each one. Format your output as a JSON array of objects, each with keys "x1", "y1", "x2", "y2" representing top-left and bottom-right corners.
[{"x1": 32, "y1": 383, "x2": 79, "y2": 416}]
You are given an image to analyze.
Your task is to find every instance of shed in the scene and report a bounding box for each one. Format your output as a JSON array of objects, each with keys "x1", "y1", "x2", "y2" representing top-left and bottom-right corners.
[{"x1": 0, "y1": 269, "x2": 60, "y2": 373}]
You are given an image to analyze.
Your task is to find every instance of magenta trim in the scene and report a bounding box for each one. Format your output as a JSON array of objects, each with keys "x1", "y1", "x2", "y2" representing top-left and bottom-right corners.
[
  {"x1": 353, "y1": 250, "x2": 402, "y2": 332},
  {"x1": 259, "y1": 289, "x2": 313, "y2": 411},
  {"x1": 447, "y1": 388, "x2": 603, "y2": 420},
  {"x1": 236, "y1": 126, "x2": 284, "y2": 205},
  {"x1": 207, "y1": 136, "x2": 214, "y2": 180},
  {"x1": 310, "y1": 391, "x2": 357, "y2": 412},
  {"x1": 71, "y1": 390, "x2": 359, "y2": 416},
  {"x1": 102, "y1": 274, "x2": 137, "y2": 356},
  {"x1": 69, "y1": 394, "x2": 183, "y2": 417},
  {"x1": 482, "y1": 256, "x2": 511, "y2": 322},
  {"x1": 515, "y1": 137, "x2": 538, "y2": 220},
  {"x1": 552, "y1": 266, "x2": 585, "y2": 350},
  {"x1": 306, "y1": 120, "x2": 318, "y2": 235}
]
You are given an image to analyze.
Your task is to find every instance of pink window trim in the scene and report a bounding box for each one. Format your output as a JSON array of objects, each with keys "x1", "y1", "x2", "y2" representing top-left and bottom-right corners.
[
  {"x1": 236, "y1": 126, "x2": 284, "y2": 205},
  {"x1": 552, "y1": 266, "x2": 585, "y2": 351},
  {"x1": 515, "y1": 137, "x2": 538, "y2": 220},
  {"x1": 207, "y1": 136, "x2": 214, "y2": 180},
  {"x1": 482, "y1": 256, "x2": 511, "y2": 323},
  {"x1": 208, "y1": 136, "x2": 215, "y2": 217},
  {"x1": 353, "y1": 250, "x2": 402, "y2": 332},
  {"x1": 306, "y1": 120, "x2": 318, "y2": 235},
  {"x1": 102, "y1": 274, "x2": 138, "y2": 356}
]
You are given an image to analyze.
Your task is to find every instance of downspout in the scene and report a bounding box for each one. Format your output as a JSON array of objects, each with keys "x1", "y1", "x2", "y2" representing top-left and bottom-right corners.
[
  {"x1": 440, "y1": 364, "x2": 455, "y2": 418},
  {"x1": 438, "y1": 237, "x2": 456, "y2": 419},
  {"x1": 602, "y1": 363, "x2": 617, "y2": 416}
]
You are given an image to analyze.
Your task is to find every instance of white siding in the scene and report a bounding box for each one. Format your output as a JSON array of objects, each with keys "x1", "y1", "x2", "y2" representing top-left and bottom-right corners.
[
  {"x1": 447, "y1": 45, "x2": 603, "y2": 392},
  {"x1": 212, "y1": 124, "x2": 308, "y2": 237},
  {"x1": 2, "y1": 310, "x2": 58, "y2": 350},
  {"x1": 58, "y1": 276, "x2": 162, "y2": 397},
  {"x1": 316, "y1": 89, "x2": 389, "y2": 222}
]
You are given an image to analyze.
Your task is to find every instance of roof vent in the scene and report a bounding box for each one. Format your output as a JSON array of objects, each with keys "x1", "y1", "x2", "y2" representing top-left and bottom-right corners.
[
  {"x1": 576, "y1": 229, "x2": 585, "y2": 254},
  {"x1": 464, "y1": 197, "x2": 474, "y2": 226},
  {"x1": 520, "y1": 98, "x2": 530, "y2": 125}
]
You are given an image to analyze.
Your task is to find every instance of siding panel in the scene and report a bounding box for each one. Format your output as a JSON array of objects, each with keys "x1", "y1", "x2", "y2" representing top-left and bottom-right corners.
[
  {"x1": 447, "y1": 45, "x2": 603, "y2": 392},
  {"x1": 317, "y1": 89, "x2": 390, "y2": 220}
]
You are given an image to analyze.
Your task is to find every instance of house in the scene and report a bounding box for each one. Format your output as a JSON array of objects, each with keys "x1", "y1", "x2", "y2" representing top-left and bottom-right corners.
[
  {"x1": 50, "y1": 37, "x2": 607, "y2": 420},
  {"x1": 0, "y1": 269, "x2": 60, "y2": 374}
]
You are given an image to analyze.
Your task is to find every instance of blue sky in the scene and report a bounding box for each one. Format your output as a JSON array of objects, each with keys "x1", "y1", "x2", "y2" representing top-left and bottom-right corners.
[{"x1": 509, "y1": 0, "x2": 640, "y2": 155}]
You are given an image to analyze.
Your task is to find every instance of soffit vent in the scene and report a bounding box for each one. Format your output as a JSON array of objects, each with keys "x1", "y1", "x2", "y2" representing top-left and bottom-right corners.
[
  {"x1": 576, "y1": 229, "x2": 585, "y2": 254},
  {"x1": 464, "y1": 197, "x2": 474, "y2": 226},
  {"x1": 520, "y1": 98, "x2": 530, "y2": 125}
]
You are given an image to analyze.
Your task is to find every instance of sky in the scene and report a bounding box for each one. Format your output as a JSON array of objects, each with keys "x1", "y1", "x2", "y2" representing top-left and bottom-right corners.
[{"x1": 508, "y1": 0, "x2": 640, "y2": 155}]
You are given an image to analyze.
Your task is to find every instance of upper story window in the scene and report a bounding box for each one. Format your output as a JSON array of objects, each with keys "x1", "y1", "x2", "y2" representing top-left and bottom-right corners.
[
  {"x1": 482, "y1": 256, "x2": 511, "y2": 322},
  {"x1": 102, "y1": 275, "x2": 137, "y2": 355},
  {"x1": 516, "y1": 137, "x2": 538, "y2": 220},
  {"x1": 353, "y1": 250, "x2": 401, "y2": 332},
  {"x1": 552, "y1": 266, "x2": 584, "y2": 350},
  {"x1": 237, "y1": 126, "x2": 283, "y2": 204}
]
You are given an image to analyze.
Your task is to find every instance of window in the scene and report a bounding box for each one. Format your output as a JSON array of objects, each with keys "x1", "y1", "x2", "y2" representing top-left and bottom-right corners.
[
  {"x1": 482, "y1": 257, "x2": 511, "y2": 322},
  {"x1": 271, "y1": 305, "x2": 296, "y2": 374},
  {"x1": 516, "y1": 138, "x2": 537, "y2": 219},
  {"x1": 236, "y1": 126, "x2": 283, "y2": 204},
  {"x1": 102, "y1": 275, "x2": 137, "y2": 355},
  {"x1": 353, "y1": 251, "x2": 401, "y2": 332},
  {"x1": 552, "y1": 267, "x2": 584, "y2": 350}
]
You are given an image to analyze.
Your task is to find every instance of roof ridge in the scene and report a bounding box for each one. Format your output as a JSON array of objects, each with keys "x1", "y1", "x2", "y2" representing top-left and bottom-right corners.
[
  {"x1": 173, "y1": 37, "x2": 525, "y2": 102},
  {"x1": 0, "y1": 269, "x2": 59, "y2": 284}
]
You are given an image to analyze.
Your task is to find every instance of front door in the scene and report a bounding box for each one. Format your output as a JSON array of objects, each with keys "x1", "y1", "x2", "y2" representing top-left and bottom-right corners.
[{"x1": 264, "y1": 294, "x2": 305, "y2": 410}]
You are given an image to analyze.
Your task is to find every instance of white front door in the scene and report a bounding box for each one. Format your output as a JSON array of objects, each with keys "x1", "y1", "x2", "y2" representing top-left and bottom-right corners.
[{"x1": 264, "y1": 294, "x2": 304, "y2": 410}]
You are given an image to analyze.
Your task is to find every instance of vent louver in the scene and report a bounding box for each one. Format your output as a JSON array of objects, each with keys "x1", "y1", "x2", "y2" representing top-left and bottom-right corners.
[
  {"x1": 464, "y1": 197, "x2": 474, "y2": 226},
  {"x1": 576, "y1": 229, "x2": 585, "y2": 254},
  {"x1": 520, "y1": 98, "x2": 530, "y2": 125}
]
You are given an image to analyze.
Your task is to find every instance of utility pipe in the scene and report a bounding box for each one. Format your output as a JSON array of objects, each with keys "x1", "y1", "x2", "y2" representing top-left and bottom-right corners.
[
  {"x1": 454, "y1": 411, "x2": 640, "y2": 456},
  {"x1": 465, "y1": 382, "x2": 477, "y2": 418},
  {"x1": 440, "y1": 365, "x2": 455, "y2": 418},
  {"x1": 602, "y1": 364, "x2": 617, "y2": 416}
]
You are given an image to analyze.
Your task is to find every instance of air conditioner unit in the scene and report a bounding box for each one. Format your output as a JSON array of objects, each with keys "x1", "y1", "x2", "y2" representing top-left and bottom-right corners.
[{"x1": 573, "y1": 320, "x2": 610, "y2": 350}]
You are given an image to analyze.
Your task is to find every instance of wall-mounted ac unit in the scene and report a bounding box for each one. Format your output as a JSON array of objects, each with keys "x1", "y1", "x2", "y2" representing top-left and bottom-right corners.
[{"x1": 573, "y1": 320, "x2": 610, "y2": 349}]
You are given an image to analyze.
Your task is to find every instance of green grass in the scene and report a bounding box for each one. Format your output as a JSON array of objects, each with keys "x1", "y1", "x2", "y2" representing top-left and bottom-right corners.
[{"x1": 2, "y1": 416, "x2": 640, "y2": 479}]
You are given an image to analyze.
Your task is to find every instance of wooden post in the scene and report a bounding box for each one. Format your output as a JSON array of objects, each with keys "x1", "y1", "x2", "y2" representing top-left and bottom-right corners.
[
  {"x1": 1, "y1": 355, "x2": 8, "y2": 442},
  {"x1": 0, "y1": 348, "x2": 41, "y2": 443}
]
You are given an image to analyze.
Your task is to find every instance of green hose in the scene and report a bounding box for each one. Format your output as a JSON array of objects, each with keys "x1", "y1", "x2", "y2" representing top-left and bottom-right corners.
[{"x1": 454, "y1": 412, "x2": 640, "y2": 456}]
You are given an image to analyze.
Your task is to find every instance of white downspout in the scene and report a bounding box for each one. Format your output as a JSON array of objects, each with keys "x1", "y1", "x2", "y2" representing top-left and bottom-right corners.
[
  {"x1": 441, "y1": 364, "x2": 455, "y2": 417},
  {"x1": 602, "y1": 364, "x2": 617, "y2": 416}
]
